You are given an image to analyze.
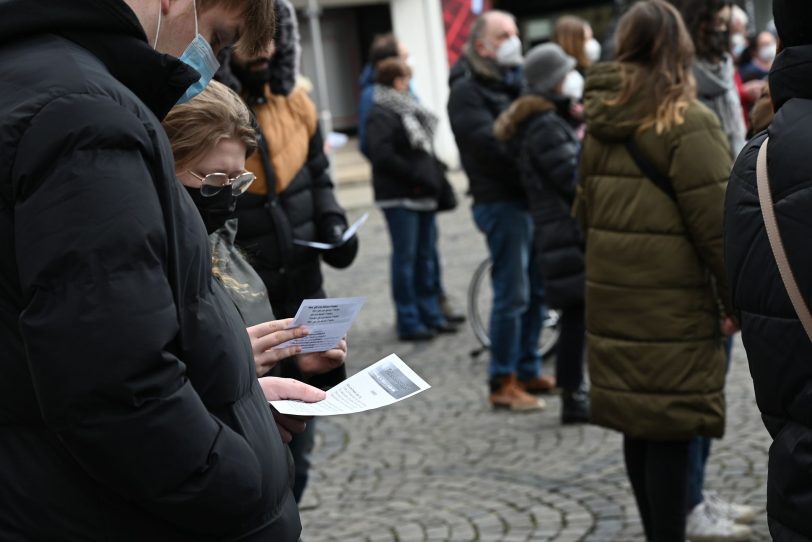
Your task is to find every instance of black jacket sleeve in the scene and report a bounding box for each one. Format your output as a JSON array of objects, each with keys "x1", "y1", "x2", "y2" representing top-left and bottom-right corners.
[
  {"x1": 306, "y1": 124, "x2": 358, "y2": 269},
  {"x1": 448, "y1": 80, "x2": 513, "y2": 168},
  {"x1": 12, "y1": 94, "x2": 266, "y2": 534}
]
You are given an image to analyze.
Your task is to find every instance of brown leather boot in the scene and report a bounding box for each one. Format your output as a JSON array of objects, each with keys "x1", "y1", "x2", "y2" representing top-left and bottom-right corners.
[
  {"x1": 517, "y1": 375, "x2": 557, "y2": 395},
  {"x1": 489, "y1": 375, "x2": 546, "y2": 411}
]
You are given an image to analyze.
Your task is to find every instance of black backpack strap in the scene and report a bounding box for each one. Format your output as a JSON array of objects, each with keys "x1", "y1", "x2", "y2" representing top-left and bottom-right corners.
[{"x1": 625, "y1": 137, "x2": 678, "y2": 203}]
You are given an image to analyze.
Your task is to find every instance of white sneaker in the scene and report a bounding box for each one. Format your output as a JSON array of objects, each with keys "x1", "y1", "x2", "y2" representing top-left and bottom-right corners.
[
  {"x1": 703, "y1": 491, "x2": 758, "y2": 525},
  {"x1": 686, "y1": 503, "x2": 752, "y2": 542}
]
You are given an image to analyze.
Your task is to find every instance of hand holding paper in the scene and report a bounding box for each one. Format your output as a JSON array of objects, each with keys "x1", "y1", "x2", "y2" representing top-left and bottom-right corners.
[
  {"x1": 269, "y1": 354, "x2": 431, "y2": 416},
  {"x1": 273, "y1": 297, "x2": 365, "y2": 354},
  {"x1": 294, "y1": 212, "x2": 369, "y2": 251}
]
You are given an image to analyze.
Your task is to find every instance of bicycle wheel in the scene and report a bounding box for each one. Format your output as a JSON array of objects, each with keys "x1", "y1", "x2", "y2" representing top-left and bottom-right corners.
[{"x1": 467, "y1": 257, "x2": 561, "y2": 357}]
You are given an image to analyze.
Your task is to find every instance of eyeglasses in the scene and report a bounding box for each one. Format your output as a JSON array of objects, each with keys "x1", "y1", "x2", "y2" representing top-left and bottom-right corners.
[{"x1": 187, "y1": 170, "x2": 256, "y2": 197}]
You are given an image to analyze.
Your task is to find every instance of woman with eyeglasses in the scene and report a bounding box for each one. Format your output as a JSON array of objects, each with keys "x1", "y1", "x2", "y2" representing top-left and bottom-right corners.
[{"x1": 162, "y1": 81, "x2": 347, "y2": 432}]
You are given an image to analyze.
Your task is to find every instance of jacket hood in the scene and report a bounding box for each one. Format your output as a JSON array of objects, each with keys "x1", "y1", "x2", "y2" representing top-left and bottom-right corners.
[
  {"x1": 494, "y1": 95, "x2": 556, "y2": 142},
  {"x1": 583, "y1": 62, "x2": 641, "y2": 142},
  {"x1": 770, "y1": 45, "x2": 812, "y2": 111},
  {"x1": 0, "y1": 0, "x2": 198, "y2": 120}
]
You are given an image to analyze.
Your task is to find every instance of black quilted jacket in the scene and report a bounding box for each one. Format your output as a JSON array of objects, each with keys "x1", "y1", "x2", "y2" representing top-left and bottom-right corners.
[{"x1": 725, "y1": 44, "x2": 812, "y2": 541}]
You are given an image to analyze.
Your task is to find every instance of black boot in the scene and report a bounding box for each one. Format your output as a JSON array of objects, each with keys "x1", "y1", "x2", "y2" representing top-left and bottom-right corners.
[{"x1": 561, "y1": 389, "x2": 590, "y2": 424}]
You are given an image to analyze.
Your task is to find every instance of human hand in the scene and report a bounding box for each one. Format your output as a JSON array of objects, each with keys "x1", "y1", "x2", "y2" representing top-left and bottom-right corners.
[
  {"x1": 721, "y1": 317, "x2": 740, "y2": 337},
  {"x1": 247, "y1": 319, "x2": 308, "y2": 377},
  {"x1": 259, "y1": 377, "x2": 326, "y2": 443},
  {"x1": 743, "y1": 79, "x2": 767, "y2": 103},
  {"x1": 298, "y1": 338, "x2": 348, "y2": 378}
]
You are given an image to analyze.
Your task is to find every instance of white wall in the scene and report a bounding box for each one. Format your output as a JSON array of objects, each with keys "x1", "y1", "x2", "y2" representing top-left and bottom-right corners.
[{"x1": 390, "y1": 0, "x2": 460, "y2": 168}]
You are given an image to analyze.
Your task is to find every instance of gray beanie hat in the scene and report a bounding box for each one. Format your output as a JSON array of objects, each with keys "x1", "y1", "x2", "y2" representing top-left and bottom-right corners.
[{"x1": 523, "y1": 43, "x2": 576, "y2": 94}]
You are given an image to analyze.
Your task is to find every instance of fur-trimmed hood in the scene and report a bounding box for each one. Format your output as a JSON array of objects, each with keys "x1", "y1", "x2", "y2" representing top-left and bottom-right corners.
[{"x1": 494, "y1": 95, "x2": 556, "y2": 141}]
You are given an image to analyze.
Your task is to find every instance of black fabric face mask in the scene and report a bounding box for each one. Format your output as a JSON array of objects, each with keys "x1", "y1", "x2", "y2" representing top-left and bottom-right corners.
[
  {"x1": 232, "y1": 58, "x2": 271, "y2": 99},
  {"x1": 184, "y1": 186, "x2": 237, "y2": 235},
  {"x1": 706, "y1": 29, "x2": 730, "y2": 59}
]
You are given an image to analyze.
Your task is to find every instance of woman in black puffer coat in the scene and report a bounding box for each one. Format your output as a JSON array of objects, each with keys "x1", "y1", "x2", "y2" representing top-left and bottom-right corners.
[{"x1": 495, "y1": 43, "x2": 588, "y2": 424}]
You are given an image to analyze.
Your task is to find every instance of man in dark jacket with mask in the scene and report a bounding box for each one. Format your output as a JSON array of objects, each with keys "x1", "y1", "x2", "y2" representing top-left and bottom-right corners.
[
  {"x1": 448, "y1": 10, "x2": 548, "y2": 411},
  {"x1": 0, "y1": 0, "x2": 310, "y2": 540},
  {"x1": 215, "y1": 0, "x2": 357, "y2": 504},
  {"x1": 724, "y1": 1, "x2": 812, "y2": 539}
]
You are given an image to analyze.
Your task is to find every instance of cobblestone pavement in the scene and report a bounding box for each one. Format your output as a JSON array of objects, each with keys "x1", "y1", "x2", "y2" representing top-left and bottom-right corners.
[{"x1": 302, "y1": 202, "x2": 772, "y2": 542}]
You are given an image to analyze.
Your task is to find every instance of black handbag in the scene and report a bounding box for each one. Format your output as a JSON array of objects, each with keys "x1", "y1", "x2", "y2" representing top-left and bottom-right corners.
[{"x1": 434, "y1": 157, "x2": 457, "y2": 212}]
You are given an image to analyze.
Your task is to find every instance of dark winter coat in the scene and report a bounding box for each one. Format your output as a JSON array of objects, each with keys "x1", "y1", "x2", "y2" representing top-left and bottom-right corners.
[
  {"x1": 495, "y1": 95, "x2": 584, "y2": 310},
  {"x1": 578, "y1": 62, "x2": 732, "y2": 441},
  {"x1": 447, "y1": 54, "x2": 526, "y2": 206},
  {"x1": 366, "y1": 104, "x2": 445, "y2": 202},
  {"x1": 725, "y1": 44, "x2": 812, "y2": 541},
  {"x1": 0, "y1": 1, "x2": 299, "y2": 540},
  {"x1": 219, "y1": 88, "x2": 357, "y2": 318}
]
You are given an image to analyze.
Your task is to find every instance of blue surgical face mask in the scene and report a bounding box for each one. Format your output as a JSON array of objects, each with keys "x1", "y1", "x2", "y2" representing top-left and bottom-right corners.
[
  {"x1": 176, "y1": 33, "x2": 220, "y2": 104},
  {"x1": 153, "y1": 0, "x2": 220, "y2": 105}
]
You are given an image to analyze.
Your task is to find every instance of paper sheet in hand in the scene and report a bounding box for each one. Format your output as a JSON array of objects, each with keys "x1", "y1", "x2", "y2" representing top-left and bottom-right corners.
[
  {"x1": 293, "y1": 212, "x2": 369, "y2": 250},
  {"x1": 273, "y1": 297, "x2": 365, "y2": 354},
  {"x1": 269, "y1": 353, "x2": 430, "y2": 416}
]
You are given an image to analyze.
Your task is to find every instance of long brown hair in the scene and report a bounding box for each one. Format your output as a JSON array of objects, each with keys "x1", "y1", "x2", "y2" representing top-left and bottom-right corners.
[
  {"x1": 609, "y1": 0, "x2": 696, "y2": 134},
  {"x1": 554, "y1": 16, "x2": 590, "y2": 69}
]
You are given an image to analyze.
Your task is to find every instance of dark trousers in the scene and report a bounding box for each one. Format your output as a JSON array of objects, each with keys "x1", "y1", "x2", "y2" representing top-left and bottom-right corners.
[
  {"x1": 554, "y1": 303, "x2": 586, "y2": 391},
  {"x1": 382, "y1": 207, "x2": 446, "y2": 335},
  {"x1": 623, "y1": 435, "x2": 691, "y2": 542}
]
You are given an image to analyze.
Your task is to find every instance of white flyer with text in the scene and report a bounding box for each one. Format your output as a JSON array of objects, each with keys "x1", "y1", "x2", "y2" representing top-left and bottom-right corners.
[{"x1": 269, "y1": 354, "x2": 430, "y2": 416}]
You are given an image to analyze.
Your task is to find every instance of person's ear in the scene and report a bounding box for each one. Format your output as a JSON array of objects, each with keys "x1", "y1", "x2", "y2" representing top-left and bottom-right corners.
[{"x1": 161, "y1": 0, "x2": 170, "y2": 16}]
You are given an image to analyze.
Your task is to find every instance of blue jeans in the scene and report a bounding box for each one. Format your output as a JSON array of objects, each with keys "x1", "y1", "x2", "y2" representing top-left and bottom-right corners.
[
  {"x1": 382, "y1": 207, "x2": 446, "y2": 335},
  {"x1": 472, "y1": 202, "x2": 545, "y2": 381},
  {"x1": 687, "y1": 336, "x2": 735, "y2": 510}
]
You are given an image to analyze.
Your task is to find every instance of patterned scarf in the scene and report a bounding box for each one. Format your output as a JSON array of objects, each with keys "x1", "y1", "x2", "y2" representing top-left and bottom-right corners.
[{"x1": 373, "y1": 85, "x2": 438, "y2": 153}]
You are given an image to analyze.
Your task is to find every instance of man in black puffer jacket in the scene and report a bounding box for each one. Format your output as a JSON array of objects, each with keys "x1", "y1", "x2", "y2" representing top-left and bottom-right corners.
[
  {"x1": 724, "y1": 1, "x2": 812, "y2": 539},
  {"x1": 494, "y1": 43, "x2": 588, "y2": 424},
  {"x1": 0, "y1": 0, "x2": 309, "y2": 540}
]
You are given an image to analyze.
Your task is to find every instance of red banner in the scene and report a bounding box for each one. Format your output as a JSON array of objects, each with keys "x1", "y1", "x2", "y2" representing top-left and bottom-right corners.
[{"x1": 442, "y1": 0, "x2": 492, "y2": 66}]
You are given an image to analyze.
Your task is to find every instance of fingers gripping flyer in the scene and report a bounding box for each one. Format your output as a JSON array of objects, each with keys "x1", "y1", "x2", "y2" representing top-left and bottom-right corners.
[
  {"x1": 269, "y1": 354, "x2": 431, "y2": 416},
  {"x1": 274, "y1": 297, "x2": 366, "y2": 354}
]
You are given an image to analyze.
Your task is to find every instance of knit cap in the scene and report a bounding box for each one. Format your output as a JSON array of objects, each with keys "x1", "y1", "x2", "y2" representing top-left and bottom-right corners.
[{"x1": 523, "y1": 42, "x2": 576, "y2": 95}]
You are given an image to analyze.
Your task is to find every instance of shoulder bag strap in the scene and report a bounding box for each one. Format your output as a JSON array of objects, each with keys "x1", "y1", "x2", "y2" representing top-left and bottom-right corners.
[
  {"x1": 756, "y1": 137, "x2": 812, "y2": 341},
  {"x1": 625, "y1": 137, "x2": 678, "y2": 202}
]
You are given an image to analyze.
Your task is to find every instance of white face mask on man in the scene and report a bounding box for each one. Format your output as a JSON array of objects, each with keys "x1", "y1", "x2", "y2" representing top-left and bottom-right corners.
[
  {"x1": 153, "y1": 0, "x2": 220, "y2": 104},
  {"x1": 758, "y1": 43, "x2": 777, "y2": 64},
  {"x1": 492, "y1": 35, "x2": 524, "y2": 67}
]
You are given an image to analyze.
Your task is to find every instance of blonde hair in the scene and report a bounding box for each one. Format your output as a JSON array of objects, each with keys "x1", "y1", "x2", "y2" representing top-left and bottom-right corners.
[
  {"x1": 609, "y1": 0, "x2": 696, "y2": 134},
  {"x1": 162, "y1": 80, "x2": 257, "y2": 169},
  {"x1": 200, "y1": 0, "x2": 275, "y2": 56},
  {"x1": 554, "y1": 16, "x2": 590, "y2": 69},
  {"x1": 163, "y1": 80, "x2": 259, "y2": 293}
]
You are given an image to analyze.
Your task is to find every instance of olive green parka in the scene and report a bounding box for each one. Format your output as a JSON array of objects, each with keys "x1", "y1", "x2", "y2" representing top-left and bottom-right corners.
[{"x1": 578, "y1": 63, "x2": 732, "y2": 441}]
